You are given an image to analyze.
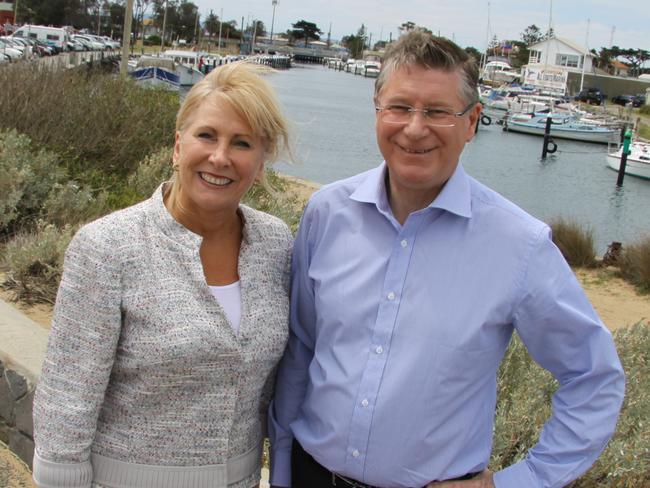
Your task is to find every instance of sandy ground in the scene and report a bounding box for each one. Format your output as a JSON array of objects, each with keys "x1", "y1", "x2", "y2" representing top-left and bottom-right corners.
[{"x1": 0, "y1": 441, "x2": 37, "y2": 488}]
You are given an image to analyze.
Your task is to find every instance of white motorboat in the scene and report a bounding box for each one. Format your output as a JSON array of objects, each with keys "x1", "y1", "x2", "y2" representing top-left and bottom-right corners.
[
  {"x1": 130, "y1": 57, "x2": 180, "y2": 91},
  {"x1": 160, "y1": 49, "x2": 206, "y2": 86},
  {"x1": 607, "y1": 141, "x2": 650, "y2": 180},
  {"x1": 504, "y1": 112, "x2": 620, "y2": 144}
]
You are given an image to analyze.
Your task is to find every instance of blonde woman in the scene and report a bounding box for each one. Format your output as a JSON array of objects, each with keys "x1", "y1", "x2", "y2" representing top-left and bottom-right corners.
[{"x1": 33, "y1": 62, "x2": 293, "y2": 488}]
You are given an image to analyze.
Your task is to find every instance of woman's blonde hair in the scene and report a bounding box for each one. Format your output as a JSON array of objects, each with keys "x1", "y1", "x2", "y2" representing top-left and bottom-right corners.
[{"x1": 168, "y1": 61, "x2": 292, "y2": 202}]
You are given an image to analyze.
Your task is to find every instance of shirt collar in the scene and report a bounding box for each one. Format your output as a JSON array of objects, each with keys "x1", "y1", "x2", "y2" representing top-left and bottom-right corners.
[{"x1": 350, "y1": 162, "x2": 472, "y2": 219}]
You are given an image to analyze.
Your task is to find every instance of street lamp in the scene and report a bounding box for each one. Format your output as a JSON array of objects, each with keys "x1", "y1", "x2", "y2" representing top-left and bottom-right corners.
[{"x1": 269, "y1": 0, "x2": 278, "y2": 46}]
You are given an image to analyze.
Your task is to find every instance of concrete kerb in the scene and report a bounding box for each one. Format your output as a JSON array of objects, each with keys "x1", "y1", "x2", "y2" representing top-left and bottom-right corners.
[{"x1": 0, "y1": 298, "x2": 49, "y2": 468}]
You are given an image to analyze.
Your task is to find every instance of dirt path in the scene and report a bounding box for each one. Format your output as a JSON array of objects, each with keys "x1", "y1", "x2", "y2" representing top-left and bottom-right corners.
[{"x1": 0, "y1": 442, "x2": 37, "y2": 488}]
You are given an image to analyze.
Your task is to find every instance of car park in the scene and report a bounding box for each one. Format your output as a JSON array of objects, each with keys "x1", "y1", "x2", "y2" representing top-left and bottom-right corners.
[{"x1": 575, "y1": 87, "x2": 606, "y2": 105}]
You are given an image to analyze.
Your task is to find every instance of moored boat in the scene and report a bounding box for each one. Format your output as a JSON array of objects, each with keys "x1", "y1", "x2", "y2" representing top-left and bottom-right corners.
[
  {"x1": 606, "y1": 141, "x2": 650, "y2": 180},
  {"x1": 504, "y1": 112, "x2": 619, "y2": 144},
  {"x1": 129, "y1": 56, "x2": 180, "y2": 91}
]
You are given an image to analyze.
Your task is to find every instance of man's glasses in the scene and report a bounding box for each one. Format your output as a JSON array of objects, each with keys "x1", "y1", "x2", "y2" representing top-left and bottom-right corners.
[{"x1": 375, "y1": 101, "x2": 477, "y2": 128}]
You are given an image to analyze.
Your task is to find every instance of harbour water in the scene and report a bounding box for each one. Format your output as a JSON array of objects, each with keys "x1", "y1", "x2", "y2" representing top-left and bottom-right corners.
[{"x1": 269, "y1": 64, "x2": 650, "y2": 253}]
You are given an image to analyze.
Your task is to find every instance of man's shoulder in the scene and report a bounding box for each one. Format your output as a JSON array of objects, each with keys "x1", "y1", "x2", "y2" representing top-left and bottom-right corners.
[
  {"x1": 468, "y1": 176, "x2": 548, "y2": 236},
  {"x1": 308, "y1": 168, "x2": 376, "y2": 208}
]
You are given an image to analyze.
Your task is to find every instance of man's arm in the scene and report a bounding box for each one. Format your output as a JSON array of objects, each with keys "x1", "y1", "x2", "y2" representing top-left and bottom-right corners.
[
  {"x1": 494, "y1": 228, "x2": 625, "y2": 488},
  {"x1": 268, "y1": 203, "x2": 318, "y2": 487}
]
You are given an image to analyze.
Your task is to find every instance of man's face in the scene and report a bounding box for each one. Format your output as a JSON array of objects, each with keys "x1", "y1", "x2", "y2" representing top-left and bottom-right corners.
[{"x1": 375, "y1": 65, "x2": 481, "y2": 208}]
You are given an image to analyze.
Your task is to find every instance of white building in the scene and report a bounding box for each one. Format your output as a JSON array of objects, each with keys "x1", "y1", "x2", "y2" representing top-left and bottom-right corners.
[{"x1": 523, "y1": 37, "x2": 595, "y2": 94}]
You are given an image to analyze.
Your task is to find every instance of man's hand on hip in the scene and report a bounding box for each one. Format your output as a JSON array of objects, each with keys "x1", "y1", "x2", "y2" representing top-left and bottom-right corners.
[{"x1": 426, "y1": 469, "x2": 495, "y2": 488}]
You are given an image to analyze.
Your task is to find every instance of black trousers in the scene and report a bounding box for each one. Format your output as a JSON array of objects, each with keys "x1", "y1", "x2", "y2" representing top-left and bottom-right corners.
[{"x1": 291, "y1": 440, "x2": 480, "y2": 488}]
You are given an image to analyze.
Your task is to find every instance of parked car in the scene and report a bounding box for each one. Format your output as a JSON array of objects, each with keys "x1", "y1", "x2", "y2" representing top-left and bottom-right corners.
[
  {"x1": 611, "y1": 94, "x2": 636, "y2": 106},
  {"x1": 0, "y1": 39, "x2": 23, "y2": 59},
  {"x1": 633, "y1": 94, "x2": 646, "y2": 107},
  {"x1": 575, "y1": 87, "x2": 606, "y2": 105}
]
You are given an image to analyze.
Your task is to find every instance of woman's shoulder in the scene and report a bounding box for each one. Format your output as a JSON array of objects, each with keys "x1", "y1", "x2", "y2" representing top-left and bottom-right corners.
[
  {"x1": 240, "y1": 205, "x2": 292, "y2": 243},
  {"x1": 73, "y1": 198, "x2": 154, "y2": 249}
]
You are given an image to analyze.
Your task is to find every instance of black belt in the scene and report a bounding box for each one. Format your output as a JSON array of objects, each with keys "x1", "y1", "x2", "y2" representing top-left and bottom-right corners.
[
  {"x1": 294, "y1": 439, "x2": 480, "y2": 488},
  {"x1": 331, "y1": 471, "x2": 481, "y2": 488}
]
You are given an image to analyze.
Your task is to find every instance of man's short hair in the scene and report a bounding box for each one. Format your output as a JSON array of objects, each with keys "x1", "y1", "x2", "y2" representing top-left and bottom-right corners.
[{"x1": 375, "y1": 30, "x2": 479, "y2": 106}]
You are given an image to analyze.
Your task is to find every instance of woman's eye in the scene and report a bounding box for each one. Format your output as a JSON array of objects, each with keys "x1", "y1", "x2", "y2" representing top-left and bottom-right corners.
[
  {"x1": 235, "y1": 140, "x2": 251, "y2": 148},
  {"x1": 197, "y1": 132, "x2": 213, "y2": 140}
]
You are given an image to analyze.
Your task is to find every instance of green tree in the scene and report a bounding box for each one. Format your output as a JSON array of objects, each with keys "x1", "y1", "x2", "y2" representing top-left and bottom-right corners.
[
  {"x1": 290, "y1": 20, "x2": 322, "y2": 47},
  {"x1": 342, "y1": 24, "x2": 366, "y2": 58},
  {"x1": 618, "y1": 48, "x2": 650, "y2": 77},
  {"x1": 245, "y1": 20, "x2": 266, "y2": 38},
  {"x1": 521, "y1": 24, "x2": 543, "y2": 46},
  {"x1": 464, "y1": 46, "x2": 482, "y2": 64}
]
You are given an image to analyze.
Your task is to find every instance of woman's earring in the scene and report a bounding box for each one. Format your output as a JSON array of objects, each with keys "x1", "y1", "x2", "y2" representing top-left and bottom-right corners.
[{"x1": 172, "y1": 162, "x2": 179, "y2": 172}]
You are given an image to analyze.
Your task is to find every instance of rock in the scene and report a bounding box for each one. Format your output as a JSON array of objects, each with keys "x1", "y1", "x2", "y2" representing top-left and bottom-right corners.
[
  {"x1": 15, "y1": 392, "x2": 34, "y2": 438},
  {"x1": 5, "y1": 370, "x2": 28, "y2": 400},
  {"x1": 8, "y1": 428, "x2": 34, "y2": 470}
]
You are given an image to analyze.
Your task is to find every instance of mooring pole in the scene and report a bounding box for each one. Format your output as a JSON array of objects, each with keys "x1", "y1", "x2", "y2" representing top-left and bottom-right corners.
[
  {"x1": 541, "y1": 116, "x2": 553, "y2": 158},
  {"x1": 616, "y1": 128, "x2": 633, "y2": 187},
  {"x1": 120, "y1": 0, "x2": 134, "y2": 76}
]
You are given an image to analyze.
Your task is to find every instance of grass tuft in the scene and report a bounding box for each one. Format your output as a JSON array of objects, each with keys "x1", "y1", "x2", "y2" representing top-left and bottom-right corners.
[
  {"x1": 549, "y1": 217, "x2": 597, "y2": 268},
  {"x1": 618, "y1": 236, "x2": 650, "y2": 293}
]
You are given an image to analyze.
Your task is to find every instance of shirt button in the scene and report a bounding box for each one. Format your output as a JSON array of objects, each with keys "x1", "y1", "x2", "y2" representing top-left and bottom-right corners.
[
  {"x1": 352, "y1": 449, "x2": 360, "y2": 458},
  {"x1": 387, "y1": 292, "x2": 395, "y2": 300},
  {"x1": 400, "y1": 239, "x2": 408, "y2": 248},
  {"x1": 375, "y1": 346, "x2": 384, "y2": 354},
  {"x1": 361, "y1": 398, "x2": 369, "y2": 407}
]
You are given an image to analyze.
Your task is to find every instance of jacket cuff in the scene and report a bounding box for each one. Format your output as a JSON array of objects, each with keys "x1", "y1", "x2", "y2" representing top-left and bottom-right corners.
[
  {"x1": 33, "y1": 451, "x2": 93, "y2": 488},
  {"x1": 269, "y1": 446, "x2": 292, "y2": 487}
]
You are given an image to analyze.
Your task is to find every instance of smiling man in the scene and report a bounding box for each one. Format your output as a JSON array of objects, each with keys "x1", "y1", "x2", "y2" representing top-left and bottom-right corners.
[{"x1": 269, "y1": 31, "x2": 624, "y2": 488}]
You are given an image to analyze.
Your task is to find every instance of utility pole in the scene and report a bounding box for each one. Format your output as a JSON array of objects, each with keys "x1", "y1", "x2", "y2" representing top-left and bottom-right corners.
[
  {"x1": 160, "y1": 0, "x2": 168, "y2": 51},
  {"x1": 217, "y1": 8, "x2": 223, "y2": 53},
  {"x1": 120, "y1": 0, "x2": 134, "y2": 76},
  {"x1": 97, "y1": 4, "x2": 101, "y2": 35},
  {"x1": 270, "y1": 0, "x2": 278, "y2": 46},
  {"x1": 193, "y1": 6, "x2": 200, "y2": 45},
  {"x1": 13, "y1": 0, "x2": 19, "y2": 25}
]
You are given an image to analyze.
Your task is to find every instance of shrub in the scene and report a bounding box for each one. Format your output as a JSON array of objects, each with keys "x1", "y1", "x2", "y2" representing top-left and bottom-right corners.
[
  {"x1": 618, "y1": 236, "x2": 650, "y2": 292},
  {"x1": 0, "y1": 130, "x2": 63, "y2": 234},
  {"x1": 42, "y1": 181, "x2": 110, "y2": 228},
  {"x1": 3, "y1": 222, "x2": 75, "y2": 303},
  {"x1": 244, "y1": 170, "x2": 304, "y2": 233},
  {"x1": 127, "y1": 147, "x2": 174, "y2": 200},
  {"x1": 639, "y1": 104, "x2": 650, "y2": 116},
  {"x1": 492, "y1": 325, "x2": 650, "y2": 487},
  {"x1": 0, "y1": 64, "x2": 178, "y2": 178},
  {"x1": 549, "y1": 217, "x2": 597, "y2": 267}
]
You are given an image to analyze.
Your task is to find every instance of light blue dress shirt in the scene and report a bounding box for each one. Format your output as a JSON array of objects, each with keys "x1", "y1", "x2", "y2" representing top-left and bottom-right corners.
[{"x1": 269, "y1": 162, "x2": 625, "y2": 488}]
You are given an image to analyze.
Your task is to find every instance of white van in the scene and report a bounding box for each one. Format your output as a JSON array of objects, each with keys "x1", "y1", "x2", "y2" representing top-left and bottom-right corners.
[{"x1": 12, "y1": 25, "x2": 70, "y2": 51}]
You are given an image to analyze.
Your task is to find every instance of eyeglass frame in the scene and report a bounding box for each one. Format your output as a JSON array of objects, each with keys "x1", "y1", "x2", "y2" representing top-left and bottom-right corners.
[{"x1": 374, "y1": 101, "x2": 479, "y2": 128}]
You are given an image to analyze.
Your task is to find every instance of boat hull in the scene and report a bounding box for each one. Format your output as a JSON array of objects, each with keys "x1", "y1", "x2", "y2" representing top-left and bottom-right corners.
[
  {"x1": 130, "y1": 66, "x2": 180, "y2": 91},
  {"x1": 607, "y1": 151, "x2": 650, "y2": 180},
  {"x1": 505, "y1": 120, "x2": 619, "y2": 144}
]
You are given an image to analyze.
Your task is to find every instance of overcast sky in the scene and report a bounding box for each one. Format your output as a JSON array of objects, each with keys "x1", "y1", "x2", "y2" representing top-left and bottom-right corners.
[{"x1": 191, "y1": 0, "x2": 649, "y2": 52}]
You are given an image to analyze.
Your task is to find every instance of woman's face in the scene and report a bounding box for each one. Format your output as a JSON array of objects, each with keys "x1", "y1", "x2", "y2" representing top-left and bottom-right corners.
[{"x1": 172, "y1": 95, "x2": 266, "y2": 218}]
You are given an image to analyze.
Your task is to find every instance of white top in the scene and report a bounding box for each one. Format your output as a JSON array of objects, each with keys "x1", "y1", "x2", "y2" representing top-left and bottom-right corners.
[{"x1": 209, "y1": 281, "x2": 242, "y2": 332}]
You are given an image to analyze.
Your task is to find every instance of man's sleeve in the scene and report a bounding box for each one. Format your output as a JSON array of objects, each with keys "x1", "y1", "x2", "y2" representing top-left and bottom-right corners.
[
  {"x1": 268, "y1": 202, "x2": 319, "y2": 487},
  {"x1": 494, "y1": 227, "x2": 625, "y2": 488}
]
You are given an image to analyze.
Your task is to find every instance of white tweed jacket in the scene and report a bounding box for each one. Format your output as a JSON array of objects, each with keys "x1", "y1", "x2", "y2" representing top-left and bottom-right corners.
[{"x1": 33, "y1": 185, "x2": 292, "y2": 488}]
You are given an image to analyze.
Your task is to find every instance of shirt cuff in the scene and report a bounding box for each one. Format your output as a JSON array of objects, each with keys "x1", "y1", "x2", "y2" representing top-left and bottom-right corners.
[
  {"x1": 33, "y1": 451, "x2": 93, "y2": 488},
  {"x1": 269, "y1": 446, "x2": 292, "y2": 487},
  {"x1": 493, "y1": 460, "x2": 540, "y2": 488}
]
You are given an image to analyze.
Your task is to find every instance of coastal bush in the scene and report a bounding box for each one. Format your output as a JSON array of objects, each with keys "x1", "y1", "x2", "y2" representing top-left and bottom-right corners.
[
  {"x1": 244, "y1": 170, "x2": 304, "y2": 233},
  {"x1": 491, "y1": 324, "x2": 650, "y2": 487},
  {"x1": 549, "y1": 217, "x2": 597, "y2": 267},
  {"x1": 127, "y1": 147, "x2": 174, "y2": 200},
  {"x1": 639, "y1": 105, "x2": 650, "y2": 116},
  {"x1": 42, "y1": 181, "x2": 110, "y2": 228},
  {"x1": 0, "y1": 64, "x2": 178, "y2": 178},
  {"x1": 618, "y1": 236, "x2": 650, "y2": 292},
  {"x1": 0, "y1": 130, "x2": 63, "y2": 234},
  {"x1": 3, "y1": 222, "x2": 75, "y2": 303}
]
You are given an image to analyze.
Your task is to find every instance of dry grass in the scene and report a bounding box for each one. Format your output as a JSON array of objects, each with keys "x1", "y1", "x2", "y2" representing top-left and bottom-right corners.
[
  {"x1": 619, "y1": 236, "x2": 650, "y2": 293},
  {"x1": 549, "y1": 217, "x2": 597, "y2": 268}
]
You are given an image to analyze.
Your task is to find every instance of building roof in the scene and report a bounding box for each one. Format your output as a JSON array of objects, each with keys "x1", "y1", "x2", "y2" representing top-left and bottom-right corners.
[
  {"x1": 529, "y1": 36, "x2": 594, "y2": 57},
  {"x1": 611, "y1": 60, "x2": 629, "y2": 70}
]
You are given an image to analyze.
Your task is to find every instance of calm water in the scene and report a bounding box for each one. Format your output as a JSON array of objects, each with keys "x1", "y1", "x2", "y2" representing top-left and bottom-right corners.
[{"x1": 268, "y1": 64, "x2": 650, "y2": 253}]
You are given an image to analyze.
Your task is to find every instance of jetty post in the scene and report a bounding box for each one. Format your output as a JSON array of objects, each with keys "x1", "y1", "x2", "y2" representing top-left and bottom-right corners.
[
  {"x1": 616, "y1": 128, "x2": 633, "y2": 186},
  {"x1": 541, "y1": 116, "x2": 557, "y2": 158},
  {"x1": 120, "y1": 0, "x2": 134, "y2": 76}
]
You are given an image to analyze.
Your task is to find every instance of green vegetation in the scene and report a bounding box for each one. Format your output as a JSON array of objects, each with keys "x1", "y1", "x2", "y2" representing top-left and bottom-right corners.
[
  {"x1": 550, "y1": 217, "x2": 597, "y2": 268},
  {"x1": 493, "y1": 326, "x2": 649, "y2": 487},
  {"x1": 619, "y1": 236, "x2": 650, "y2": 293}
]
